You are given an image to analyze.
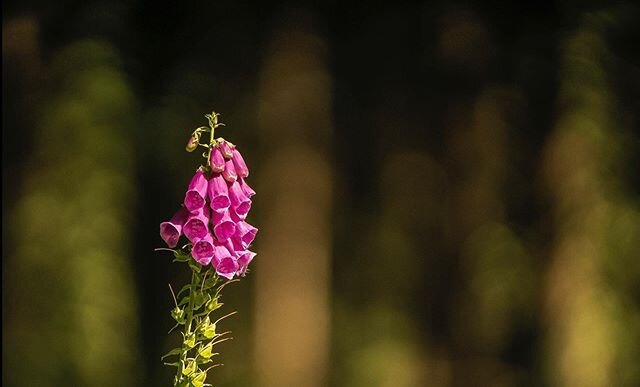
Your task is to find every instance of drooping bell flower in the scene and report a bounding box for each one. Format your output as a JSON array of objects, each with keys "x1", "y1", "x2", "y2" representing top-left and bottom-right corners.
[
  {"x1": 183, "y1": 207, "x2": 210, "y2": 242},
  {"x1": 184, "y1": 169, "x2": 208, "y2": 212},
  {"x1": 234, "y1": 221, "x2": 258, "y2": 249},
  {"x1": 210, "y1": 146, "x2": 225, "y2": 173},
  {"x1": 191, "y1": 234, "x2": 215, "y2": 265},
  {"x1": 212, "y1": 209, "x2": 236, "y2": 241},
  {"x1": 213, "y1": 243, "x2": 238, "y2": 280},
  {"x1": 159, "y1": 208, "x2": 189, "y2": 248},
  {"x1": 219, "y1": 141, "x2": 234, "y2": 159},
  {"x1": 239, "y1": 178, "x2": 256, "y2": 198},
  {"x1": 228, "y1": 180, "x2": 251, "y2": 216},
  {"x1": 208, "y1": 173, "x2": 230, "y2": 212},
  {"x1": 236, "y1": 250, "x2": 256, "y2": 276},
  {"x1": 222, "y1": 159, "x2": 237, "y2": 183},
  {"x1": 231, "y1": 148, "x2": 249, "y2": 178}
]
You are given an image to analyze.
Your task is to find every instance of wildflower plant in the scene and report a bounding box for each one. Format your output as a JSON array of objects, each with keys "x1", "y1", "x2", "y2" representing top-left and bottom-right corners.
[{"x1": 157, "y1": 111, "x2": 257, "y2": 387}]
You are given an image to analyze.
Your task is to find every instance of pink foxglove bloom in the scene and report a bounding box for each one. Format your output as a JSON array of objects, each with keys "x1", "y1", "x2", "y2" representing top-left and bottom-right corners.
[
  {"x1": 234, "y1": 220, "x2": 258, "y2": 248},
  {"x1": 183, "y1": 207, "x2": 210, "y2": 242},
  {"x1": 184, "y1": 170, "x2": 208, "y2": 212},
  {"x1": 236, "y1": 250, "x2": 256, "y2": 276},
  {"x1": 208, "y1": 173, "x2": 230, "y2": 212},
  {"x1": 239, "y1": 178, "x2": 256, "y2": 198},
  {"x1": 213, "y1": 244, "x2": 238, "y2": 279},
  {"x1": 222, "y1": 159, "x2": 237, "y2": 183},
  {"x1": 219, "y1": 141, "x2": 234, "y2": 159},
  {"x1": 160, "y1": 208, "x2": 189, "y2": 248},
  {"x1": 192, "y1": 234, "x2": 215, "y2": 265},
  {"x1": 228, "y1": 180, "x2": 251, "y2": 216},
  {"x1": 231, "y1": 148, "x2": 249, "y2": 178},
  {"x1": 212, "y1": 209, "x2": 236, "y2": 241},
  {"x1": 210, "y1": 146, "x2": 225, "y2": 173}
]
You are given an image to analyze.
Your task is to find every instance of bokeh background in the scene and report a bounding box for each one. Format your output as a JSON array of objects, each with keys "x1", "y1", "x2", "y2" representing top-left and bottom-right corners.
[{"x1": 3, "y1": 1, "x2": 640, "y2": 386}]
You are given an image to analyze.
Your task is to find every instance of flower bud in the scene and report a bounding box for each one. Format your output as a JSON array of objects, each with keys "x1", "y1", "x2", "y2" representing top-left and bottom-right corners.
[
  {"x1": 219, "y1": 141, "x2": 233, "y2": 159},
  {"x1": 185, "y1": 134, "x2": 199, "y2": 152},
  {"x1": 210, "y1": 146, "x2": 225, "y2": 173},
  {"x1": 222, "y1": 159, "x2": 237, "y2": 183},
  {"x1": 231, "y1": 148, "x2": 249, "y2": 178}
]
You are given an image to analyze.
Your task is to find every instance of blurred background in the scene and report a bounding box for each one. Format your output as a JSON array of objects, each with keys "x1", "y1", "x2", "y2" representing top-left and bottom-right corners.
[{"x1": 3, "y1": 1, "x2": 640, "y2": 386}]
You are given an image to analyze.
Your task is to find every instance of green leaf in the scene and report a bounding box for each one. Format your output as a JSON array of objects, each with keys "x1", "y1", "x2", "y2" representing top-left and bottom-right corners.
[
  {"x1": 176, "y1": 284, "x2": 192, "y2": 298},
  {"x1": 173, "y1": 251, "x2": 191, "y2": 262},
  {"x1": 163, "y1": 361, "x2": 181, "y2": 367}
]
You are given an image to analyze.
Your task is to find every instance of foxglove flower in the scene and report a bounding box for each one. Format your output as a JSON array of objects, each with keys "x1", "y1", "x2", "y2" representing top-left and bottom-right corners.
[
  {"x1": 236, "y1": 250, "x2": 256, "y2": 276},
  {"x1": 184, "y1": 170, "x2": 208, "y2": 212},
  {"x1": 222, "y1": 159, "x2": 237, "y2": 183},
  {"x1": 183, "y1": 207, "x2": 210, "y2": 242},
  {"x1": 239, "y1": 178, "x2": 255, "y2": 198},
  {"x1": 160, "y1": 208, "x2": 189, "y2": 248},
  {"x1": 228, "y1": 180, "x2": 251, "y2": 216},
  {"x1": 234, "y1": 220, "x2": 258, "y2": 248},
  {"x1": 212, "y1": 209, "x2": 236, "y2": 241},
  {"x1": 208, "y1": 173, "x2": 230, "y2": 212},
  {"x1": 192, "y1": 234, "x2": 215, "y2": 265},
  {"x1": 213, "y1": 243, "x2": 238, "y2": 280},
  {"x1": 219, "y1": 141, "x2": 233, "y2": 159},
  {"x1": 210, "y1": 146, "x2": 225, "y2": 173},
  {"x1": 231, "y1": 148, "x2": 249, "y2": 178}
]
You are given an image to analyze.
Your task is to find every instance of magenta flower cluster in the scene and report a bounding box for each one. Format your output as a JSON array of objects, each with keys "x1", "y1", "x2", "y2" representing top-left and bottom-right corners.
[{"x1": 160, "y1": 141, "x2": 257, "y2": 279}]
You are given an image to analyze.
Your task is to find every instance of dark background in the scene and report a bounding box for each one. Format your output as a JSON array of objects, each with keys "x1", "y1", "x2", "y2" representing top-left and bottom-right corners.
[{"x1": 3, "y1": 1, "x2": 640, "y2": 386}]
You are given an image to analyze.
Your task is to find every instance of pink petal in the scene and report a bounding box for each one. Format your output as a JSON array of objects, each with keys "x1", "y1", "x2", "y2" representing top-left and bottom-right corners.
[
  {"x1": 210, "y1": 146, "x2": 225, "y2": 173},
  {"x1": 183, "y1": 207, "x2": 210, "y2": 242},
  {"x1": 184, "y1": 170, "x2": 208, "y2": 212},
  {"x1": 212, "y1": 209, "x2": 236, "y2": 241},
  {"x1": 192, "y1": 234, "x2": 214, "y2": 265},
  {"x1": 231, "y1": 148, "x2": 249, "y2": 178},
  {"x1": 239, "y1": 178, "x2": 256, "y2": 198},
  {"x1": 222, "y1": 159, "x2": 237, "y2": 183},
  {"x1": 213, "y1": 244, "x2": 238, "y2": 279},
  {"x1": 159, "y1": 208, "x2": 189, "y2": 248},
  {"x1": 228, "y1": 180, "x2": 251, "y2": 216},
  {"x1": 235, "y1": 221, "x2": 258, "y2": 248},
  {"x1": 208, "y1": 173, "x2": 230, "y2": 212},
  {"x1": 219, "y1": 141, "x2": 234, "y2": 159}
]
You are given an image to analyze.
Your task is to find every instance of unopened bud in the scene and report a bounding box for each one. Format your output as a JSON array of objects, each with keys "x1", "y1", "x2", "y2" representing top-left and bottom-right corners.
[{"x1": 185, "y1": 134, "x2": 199, "y2": 152}]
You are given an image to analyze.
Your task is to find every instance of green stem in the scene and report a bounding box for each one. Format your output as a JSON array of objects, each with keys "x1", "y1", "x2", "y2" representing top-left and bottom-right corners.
[{"x1": 175, "y1": 269, "x2": 199, "y2": 386}]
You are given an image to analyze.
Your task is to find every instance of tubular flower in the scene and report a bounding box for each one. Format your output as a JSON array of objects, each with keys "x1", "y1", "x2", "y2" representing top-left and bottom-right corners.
[
  {"x1": 184, "y1": 170, "x2": 208, "y2": 212},
  {"x1": 212, "y1": 209, "x2": 236, "y2": 241},
  {"x1": 192, "y1": 234, "x2": 215, "y2": 265},
  {"x1": 159, "y1": 137, "x2": 257, "y2": 280},
  {"x1": 210, "y1": 147, "x2": 225, "y2": 173},
  {"x1": 231, "y1": 148, "x2": 249, "y2": 178},
  {"x1": 160, "y1": 208, "x2": 189, "y2": 248},
  {"x1": 208, "y1": 173, "x2": 230, "y2": 212},
  {"x1": 183, "y1": 207, "x2": 210, "y2": 242},
  {"x1": 213, "y1": 243, "x2": 238, "y2": 280},
  {"x1": 228, "y1": 180, "x2": 251, "y2": 216}
]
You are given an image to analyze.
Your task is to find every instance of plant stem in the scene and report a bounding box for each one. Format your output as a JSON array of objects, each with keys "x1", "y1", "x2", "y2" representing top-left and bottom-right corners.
[{"x1": 175, "y1": 269, "x2": 199, "y2": 386}]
